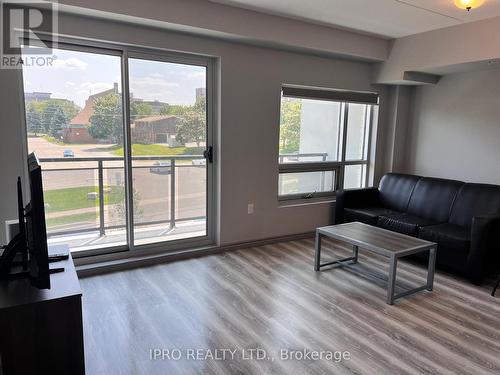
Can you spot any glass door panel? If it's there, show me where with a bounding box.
[21,46,126,252]
[127,57,208,246]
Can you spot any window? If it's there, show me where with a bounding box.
[278,86,378,200]
[21,41,215,255]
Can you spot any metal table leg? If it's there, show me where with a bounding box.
[387,255,398,305]
[427,247,437,291]
[492,273,500,297]
[314,231,322,271]
[314,231,358,271]
[389,246,436,305]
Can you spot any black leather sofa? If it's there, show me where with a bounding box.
[335,173,500,284]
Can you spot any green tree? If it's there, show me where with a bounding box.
[41,102,59,133]
[112,185,142,222]
[160,104,189,116]
[88,94,123,143]
[175,96,206,147]
[40,102,70,137]
[130,101,153,121]
[26,104,42,135]
[279,100,302,153]
[32,99,80,133]
[50,107,68,137]
[46,99,80,120]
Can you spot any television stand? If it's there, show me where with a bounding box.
[0,245,84,375]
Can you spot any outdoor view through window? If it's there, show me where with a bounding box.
[22,46,208,252]
[278,93,375,198]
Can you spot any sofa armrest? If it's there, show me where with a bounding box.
[335,187,380,224]
[468,215,500,284]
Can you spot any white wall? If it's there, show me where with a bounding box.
[0,13,390,245]
[405,68,500,184]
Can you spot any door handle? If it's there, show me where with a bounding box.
[203,146,213,163]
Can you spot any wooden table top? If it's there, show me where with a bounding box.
[317,222,436,257]
[0,245,81,310]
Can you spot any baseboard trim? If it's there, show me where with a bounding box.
[76,231,314,277]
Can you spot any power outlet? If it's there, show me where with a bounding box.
[247,203,254,214]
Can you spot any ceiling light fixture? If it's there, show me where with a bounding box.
[454,0,485,11]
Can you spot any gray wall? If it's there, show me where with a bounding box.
[0,69,28,245]
[375,15,500,84]
[57,0,389,61]
[0,13,389,246]
[405,68,500,184]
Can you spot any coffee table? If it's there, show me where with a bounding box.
[314,222,437,305]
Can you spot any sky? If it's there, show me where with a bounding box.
[22,47,206,108]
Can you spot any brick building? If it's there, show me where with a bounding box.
[131,115,180,145]
[62,84,118,143]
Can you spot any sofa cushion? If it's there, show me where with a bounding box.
[378,173,421,212]
[344,207,400,226]
[449,183,500,228]
[419,223,471,256]
[377,213,437,236]
[407,177,463,222]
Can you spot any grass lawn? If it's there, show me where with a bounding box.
[46,212,98,228]
[44,186,124,212]
[110,144,204,156]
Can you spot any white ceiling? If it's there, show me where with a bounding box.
[209,0,500,38]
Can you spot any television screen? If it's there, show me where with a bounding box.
[26,153,50,289]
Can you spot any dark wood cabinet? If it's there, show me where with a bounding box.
[0,247,84,375]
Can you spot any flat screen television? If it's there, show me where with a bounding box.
[25,152,50,289]
[0,153,59,288]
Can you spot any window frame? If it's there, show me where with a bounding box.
[278,89,376,201]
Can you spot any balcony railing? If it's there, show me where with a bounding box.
[40,152,329,242]
[40,155,206,238]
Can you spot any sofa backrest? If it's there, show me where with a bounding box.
[449,183,500,228]
[407,177,464,222]
[379,173,421,212]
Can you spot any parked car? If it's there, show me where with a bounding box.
[149,161,172,174]
[192,158,206,166]
[63,150,74,158]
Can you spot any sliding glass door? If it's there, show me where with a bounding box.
[21,43,215,254]
[126,56,209,246]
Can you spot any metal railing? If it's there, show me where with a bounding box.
[40,155,206,237]
[40,152,332,238]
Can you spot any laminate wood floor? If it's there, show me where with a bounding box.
[80,238,500,375]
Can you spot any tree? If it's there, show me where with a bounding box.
[112,185,142,222]
[26,104,42,136]
[175,96,206,147]
[160,104,189,116]
[50,107,68,137]
[46,99,80,121]
[88,94,123,143]
[32,99,79,135]
[130,101,153,121]
[39,102,70,137]
[279,99,302,153]
[41,102,59,133]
